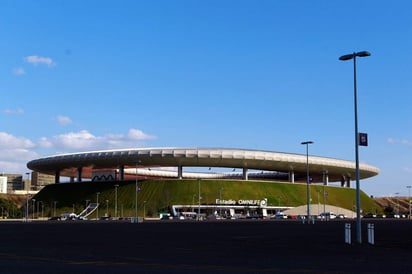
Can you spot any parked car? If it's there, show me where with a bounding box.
[319,212,337,219]
[274,212,288,219]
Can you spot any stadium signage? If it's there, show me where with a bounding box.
[216,199,266,206]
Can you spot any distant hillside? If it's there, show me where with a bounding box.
[374,197,411,214]
[0,194,27,218]
[0,194,27,207]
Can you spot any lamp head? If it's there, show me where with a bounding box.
[339,51,371,61]
[356,51,371,57]
[301,141,314,145]
[339,54,354,61]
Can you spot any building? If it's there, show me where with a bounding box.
[31,172,56,190]
[0,173,25,193]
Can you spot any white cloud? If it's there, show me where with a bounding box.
[37,128,157,151]
[57,115,73,126]
[0,132,34,149]
[37,137,53,148]
[24,55,55,67]
[128,128,157,140]
[403,167,412,174]
[0,148,38,162]
[0,160,30,174]
[13,67,26,75]
[0,132,38,173]
[387,137,395,144]
[0,129,157,174]
[3,108,24,115]
[387,138,412,147]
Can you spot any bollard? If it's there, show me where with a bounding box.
[367,223,375,245]
[345,223,351,244]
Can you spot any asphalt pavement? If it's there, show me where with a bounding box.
[0,219,411,273]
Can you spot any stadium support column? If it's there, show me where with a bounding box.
[289,170,295,183]
[346,176,351,188]
[243,168,248,180]
[77,167,82,183]
[119,166,125,181]
[54,171,60,184]
[323,171,329,186]
[178,166,183,179]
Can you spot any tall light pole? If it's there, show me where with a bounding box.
[339,50,371,244]
[114,184,119,218]
[407,186,411,220]
[301,141,314,222]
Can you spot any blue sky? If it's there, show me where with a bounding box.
[1,0,411,197]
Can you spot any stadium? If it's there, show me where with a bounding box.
[27,147,380,219]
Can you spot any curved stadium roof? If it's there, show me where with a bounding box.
[27,147,380,183]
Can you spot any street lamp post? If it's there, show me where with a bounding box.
[277,196,281,212]
[323,186,327,221]
[96,192,100,220]
[198,179,201,220]
[143,200,147,220]
[106,200,109,217]
[53,201,57,217]
[395,192,400,215]
[135,161,141,220]
[25,172,30,221]
[114,184,119,218]
[32,199,36,219]
[407,186,411,220]
[339,50,371,244]
[301,141,314,223]
[192,194,196,212]
[41,201,44,219]
[219,187,223,217]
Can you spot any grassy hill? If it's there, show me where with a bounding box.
[31,179,382,218]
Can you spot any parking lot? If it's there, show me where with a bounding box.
[0,219,411,273]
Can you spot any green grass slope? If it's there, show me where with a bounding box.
[33,179,381,217]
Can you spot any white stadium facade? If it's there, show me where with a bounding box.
[27,147,380,187]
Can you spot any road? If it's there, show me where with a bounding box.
[0,219,411,273]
